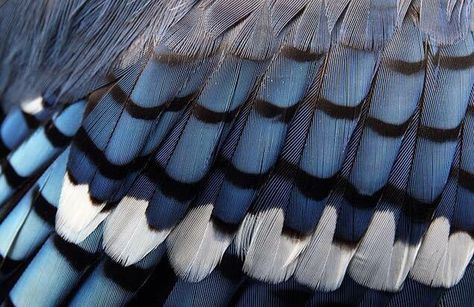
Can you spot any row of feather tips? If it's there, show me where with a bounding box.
[0,0,472,109]
[0,0,473,305]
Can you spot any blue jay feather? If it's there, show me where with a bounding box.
[0,0,473,306]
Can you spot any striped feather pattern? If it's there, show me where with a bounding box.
[0,1,473,306]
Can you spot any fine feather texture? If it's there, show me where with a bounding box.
[0,149,69,272]
[0,1,473,306]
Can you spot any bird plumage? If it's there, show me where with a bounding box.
[0,0,473,306]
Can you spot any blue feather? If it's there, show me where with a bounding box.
[69,247,164,306]
[0,149,69,264]
[8,228,102,306]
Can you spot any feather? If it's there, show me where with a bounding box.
[0,100,84,206]
[56,52,210,242]
[166,172,232,282]
[1,1,474,304]
[7,228,102,306]
[164,254,244,306]
[436,261,474,306]
[346,19,426,291]
[103,176,167,266]
[0,98,52,161]
[339,0,398,50]
[419,0,473,45]
[410,98,474,288]
[0,148,69,279]
[69,247,164,306]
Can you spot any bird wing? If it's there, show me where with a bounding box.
[0,0,473,306]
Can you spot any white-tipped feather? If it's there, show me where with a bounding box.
[103,196,169,266]
[55,173,108,243]
[410,217,474,288]
[322,242,356,290]
[233,212,258,259]
[294,205,351,291]
[1,0,473,300]
[348,209,418,291]
[241,207,308,283]
[167,203,233,282]
[20,96,44,114]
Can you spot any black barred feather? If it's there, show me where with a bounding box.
[68,247,164,306]
[0,1,473,306]
[8,229,102,306]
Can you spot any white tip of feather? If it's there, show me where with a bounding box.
[20,97,43,114]
[322,242,356,290]
[167,204,233,282]
[103,196,168,266]
[294,205,352,291]
[410,217,474,288]
[233,213,258,259]
[242,208,308,283]
[55,173,108,243]
[349,209,416,291]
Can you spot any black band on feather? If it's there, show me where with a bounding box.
[402,194,439,223]
[67,171,109,205]
[385,58,425,75]
[365,116,411,137]
[317,98,363,120]
[145,162,201,202]
[254,99,298,123]
[438,52,474,70]
[44,122,72,147]
[33,190,57,226]
[73,128,148,180]
[103,257,152,292]
[21,111,41,130]
[210,214,240,234]
[167,95,193,112]
[110,84,129,105]
[282,224,310,239]
[295,168,339,201]
[459,168,474,192]
[343,182,383,209]
[281,46,324,62]
[111,86,193,120]
[2,160,27,188]
[332,234,360,249]
[216,157,268,190]
[382,184,406,205]
[86,85,112,116]
[0,255,22,275]
[274,159,299,179]
[418,124,461,142]
[67,171,79,185]
[89,195,107,205]
[53,235,97,271]
[450,226,474,238]
[111,85,165,120]
[0,137,10,159]
[192,103,238,124]
[125,102,165,120]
